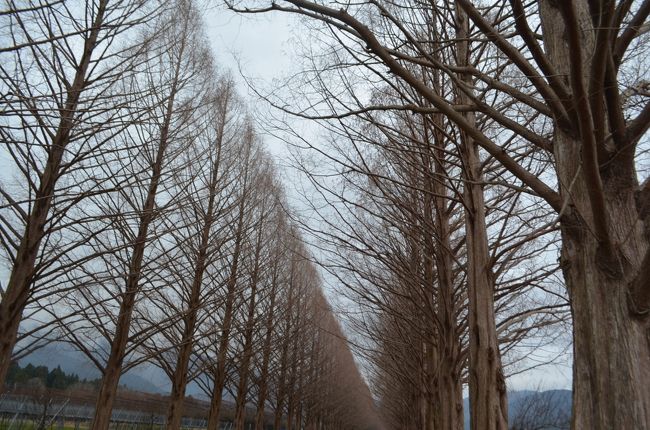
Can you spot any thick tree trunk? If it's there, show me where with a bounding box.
[434,358,464,430]
[455,5,508,430]
[0,0,108,388]
[555,128,650,430]
[462,146,508,430]
[553,125,650,430]
[539,1,650,428]
[562,217,650,429]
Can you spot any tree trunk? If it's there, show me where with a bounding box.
[285,352,299,430]
[562,211,650,429]
[554,125,650,430]
[205,249,240,430]
[273,352,289,430]
[427,70,465,430]
[284,278,304,430]
[206,189,248,430]
[0,0,108,387]
[90,51,182,430]
[432,184,464,430]
[254,261,279,430]
[166,80,227,430]
[538,1,650,428]
[273,259,297,430]
[455,5,508,430]
[165,224,211,430]
[92,101,174,430]
[553,100,650,430]
[233,224,264,430]
[462,140,508,430]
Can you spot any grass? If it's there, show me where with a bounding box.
[0,420,168,430]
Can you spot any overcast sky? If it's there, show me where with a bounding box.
[202,5,295,113]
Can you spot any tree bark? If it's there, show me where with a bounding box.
[538,2,650,428]
[455,5,508,430]
[461,135,508,430]
[562,201,650,430]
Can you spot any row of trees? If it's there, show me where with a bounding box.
[0,1,378,430]
[227,1,650,430]
[265,5,567,429]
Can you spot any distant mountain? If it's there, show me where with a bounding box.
[463,389,571,430]
[19,342,100,380]
[18,342,169,394]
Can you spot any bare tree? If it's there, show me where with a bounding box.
[231,173,281,430]
[510,390,571,430]
[265,44,563,430]
[159,75,243,430]
[2,2,388,430]
[0,0,159,387]
[203,126,264,430]
[252,214,288,430]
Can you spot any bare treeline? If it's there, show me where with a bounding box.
[0,1,379,430]
[225,1,650,430]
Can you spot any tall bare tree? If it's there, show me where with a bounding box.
[0,0,158,387]
[161,76,243,430]
[205,126,262,430]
